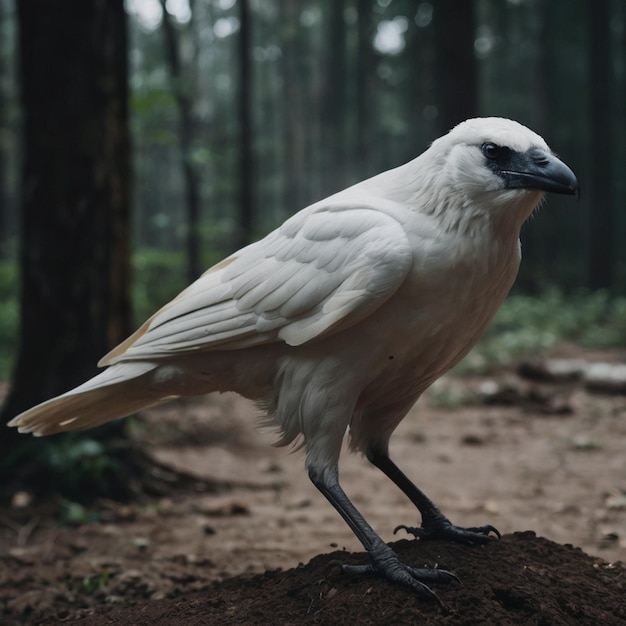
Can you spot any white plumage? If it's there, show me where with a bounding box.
[8,118,578,598]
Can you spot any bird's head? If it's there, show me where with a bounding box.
[428,117,579,226]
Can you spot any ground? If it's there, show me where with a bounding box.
[1,347,625,624]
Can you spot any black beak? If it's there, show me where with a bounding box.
[502,149,579,198]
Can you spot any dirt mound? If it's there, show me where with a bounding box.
[3,374,625,625]
[65,532,623,626]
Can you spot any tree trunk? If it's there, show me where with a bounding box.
[160,0,203,281]
[236,0,255,248]
[0,0,17,256]
[587,0,613,289]
[321,0,347,193]
[0,0,132,495]
[433,0,477,134]
[279,1,308,215]
[354,0,374,178]
[517,0,552,292]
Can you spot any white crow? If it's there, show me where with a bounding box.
[8,117,578,600]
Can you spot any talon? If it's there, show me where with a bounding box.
[485,525,500,538]
[463,524,501,540]
[395,519,500,545]
[408,567,460,586]
[341,559,456,605]
[342,564,443,606]
[393,523,431,540]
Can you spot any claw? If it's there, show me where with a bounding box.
[393,520,500,544]
[465,524,501,539]
[394,523,413,536]
[340,561,455,606]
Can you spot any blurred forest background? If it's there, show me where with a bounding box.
[0,0,626,496]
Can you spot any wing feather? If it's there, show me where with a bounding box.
[101,205,413,364]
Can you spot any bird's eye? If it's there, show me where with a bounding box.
[481,143,503,160]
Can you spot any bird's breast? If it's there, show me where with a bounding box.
[355,230,522,404]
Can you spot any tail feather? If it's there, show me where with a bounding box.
[7,362,174,436]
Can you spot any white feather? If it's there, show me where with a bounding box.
[98,205,413,359]
[8,117,572,469]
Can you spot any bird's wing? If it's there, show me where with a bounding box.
[100,204,412,365]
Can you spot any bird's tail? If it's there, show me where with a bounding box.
[7,362,176,437]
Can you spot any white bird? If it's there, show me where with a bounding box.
[8,117,578,600]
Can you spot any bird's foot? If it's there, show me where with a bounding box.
[394,509,500,545]
[340,553,458,605]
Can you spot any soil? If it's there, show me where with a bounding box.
[1,347,625,625]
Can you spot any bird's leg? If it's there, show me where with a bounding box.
[367,447,500,544]
[308,464,457,602]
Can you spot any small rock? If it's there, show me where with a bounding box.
[605,492,626,510]
[461,433,484,446]
[197,497,250,517]
[8,546,41,565]
[11,491,33,508]
[569,435,601,451]
[519,358,586,382]
[584,362,626,394]
[131,537,150,551]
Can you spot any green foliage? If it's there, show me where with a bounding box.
[460,288,626,373]
[60,500,96,526]
[45,435,120,479]
[131,88,176,119]
[131,243,229,323]
[77,571,110,594]
[0,428,135,505]
[38,433,127,501]
[132,248,187,323]
[0,259,19,378]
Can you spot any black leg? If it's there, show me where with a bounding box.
[367,447,500,544]
[307,465,457,602]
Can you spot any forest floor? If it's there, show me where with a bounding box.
[1,344,625,625]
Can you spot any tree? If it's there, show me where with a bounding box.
[0,0,132,499]
[354,0,375,178]
[279,1,313,216]
[159,0,203,282]
[0,0,18,256]
[433,0,477,134]
[236,0,255,248]
[587,0,613,289]
[321,0,347,193]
